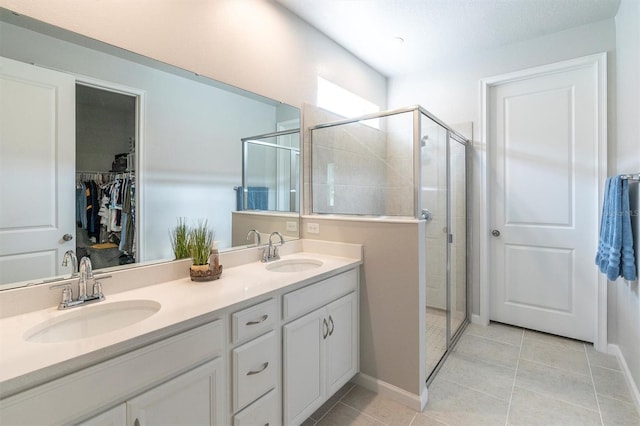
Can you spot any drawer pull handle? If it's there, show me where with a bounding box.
[134,419,140,426]
[322,318,329,339]
[247,361,269,376]
[246,314,268,325]
[328,315,335,336]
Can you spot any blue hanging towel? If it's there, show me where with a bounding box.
[595,175,637,281]
[246,187,269,210]
[235,186,243,211]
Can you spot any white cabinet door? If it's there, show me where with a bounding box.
[325,292,358,396]
[283,307,324,426]
[127,358,224,426]
[76,404,126,426]
[283,291,358,426]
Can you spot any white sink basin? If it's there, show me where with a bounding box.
[265,258,323,272]
[24,300,161,343]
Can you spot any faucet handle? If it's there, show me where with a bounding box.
[50,283,73,308]
[260,246,269,262]
[272,244,281,261]
[92,280,105,300]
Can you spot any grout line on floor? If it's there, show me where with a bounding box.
[511,384,603,417]
[522,330,589,352]
[517,356,591,378]
[312,383,357,424]
[407,412,418,426]
[503,328,524,426]
[435,375,513,405]
[585,344,606,426]
[463,331,523,348]
[333,401,391,425]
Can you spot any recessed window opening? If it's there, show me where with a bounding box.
[317,76,380,128]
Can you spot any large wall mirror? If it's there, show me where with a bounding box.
[0,8,300,290]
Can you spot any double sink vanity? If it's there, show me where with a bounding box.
[0,239,363,426]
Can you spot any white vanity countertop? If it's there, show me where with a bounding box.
[0,241,362,398]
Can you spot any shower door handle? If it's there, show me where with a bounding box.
[491,229,500,237]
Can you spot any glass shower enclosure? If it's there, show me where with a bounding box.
[241,129,300,212]
[309,106,469,382]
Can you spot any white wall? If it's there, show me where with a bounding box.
[0,0,387,112]
[612,0,640,398]
[389,18,618,316]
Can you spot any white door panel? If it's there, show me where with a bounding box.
[489,60,599,342]
[0,56,75,285]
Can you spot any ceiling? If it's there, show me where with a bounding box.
[275,0,621,78]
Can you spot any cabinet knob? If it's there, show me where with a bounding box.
[491,229,501,237]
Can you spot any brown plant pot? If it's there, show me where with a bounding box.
[189,263,223,282]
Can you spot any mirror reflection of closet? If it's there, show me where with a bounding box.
[75,84,137,270]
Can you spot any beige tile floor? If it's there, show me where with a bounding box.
[303,322,640,426]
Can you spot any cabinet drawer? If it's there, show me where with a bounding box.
[232,298,277,344]
[283,268,357,321]
[233,388,279,426]
[232,330,278,412]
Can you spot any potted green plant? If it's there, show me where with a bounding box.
[169,217,190,260]
[188,220,222,281]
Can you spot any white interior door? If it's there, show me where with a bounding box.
[0,56,75,286]
[488,57,602,342]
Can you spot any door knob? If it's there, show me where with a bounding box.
[491,229,500,237]
[62,233,73,241]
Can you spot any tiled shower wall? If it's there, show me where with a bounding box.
[383,113,415,216]
[307,106,415,216]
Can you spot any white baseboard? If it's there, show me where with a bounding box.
[471,314,484,325]
[608,343,640,413]
[354,372,428,411]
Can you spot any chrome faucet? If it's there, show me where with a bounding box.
[262,231,285,262]
[62,250,78,277]
[52,256,106,309]
[78,256,94,301]
[246,229,261,247]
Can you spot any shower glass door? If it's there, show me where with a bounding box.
[422,114,469,382]
[449,134,467,339]
[421,115,449,378]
